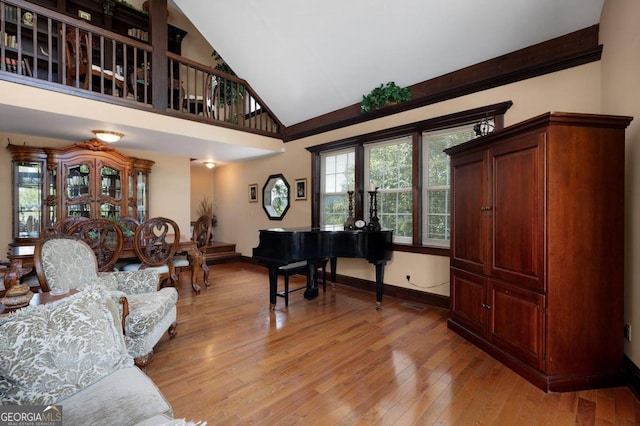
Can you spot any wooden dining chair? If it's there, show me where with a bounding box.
[122,217,181,288]
[174,214,212,288]
[117,216,140,251]
[62,27,125,95]
[66,218,123,272]
[54,216,90,236]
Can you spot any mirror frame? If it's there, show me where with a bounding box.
[262,173,290,220]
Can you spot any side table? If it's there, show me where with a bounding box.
[1,290,78,315]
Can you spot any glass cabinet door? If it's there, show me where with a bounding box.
[136,170,149,222]
[65,162,92,217]
[14,161,44,240]
[99,165,123,220]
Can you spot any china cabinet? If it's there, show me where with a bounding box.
[445,112,632,392]
[8,139,153,245]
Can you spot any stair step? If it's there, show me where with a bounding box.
[203,241,241,264]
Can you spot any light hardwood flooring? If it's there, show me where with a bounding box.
[146,262,640,425]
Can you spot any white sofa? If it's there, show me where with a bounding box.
[0,288,176,425]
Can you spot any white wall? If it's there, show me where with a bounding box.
[212,62,602,297]
[600,0,640,367]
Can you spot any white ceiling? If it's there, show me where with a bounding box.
[1,0,605,163]
[173,0,605,127]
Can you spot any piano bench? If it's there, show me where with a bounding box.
[277,259,328,306]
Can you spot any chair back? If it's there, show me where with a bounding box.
[67,218,124,272]
[54,216,89,236]
[34,236,99,293]
[62,27,90,88]
[118,216,140,250]
[192,215,213,249]
[133,217,181,268]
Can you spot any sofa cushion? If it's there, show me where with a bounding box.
[0,288,133,405]
[56,366,172,426]
[124,288,178,337]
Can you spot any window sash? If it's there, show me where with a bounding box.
[364,137,412,243]
[422,124,477,247]
[320,148,355,226]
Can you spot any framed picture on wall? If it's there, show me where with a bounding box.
[295,178,307,201]
[249,184,258,202]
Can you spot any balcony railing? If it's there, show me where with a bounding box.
[0,0,282,137]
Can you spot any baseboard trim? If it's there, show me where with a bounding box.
[242,256,450,310]
[624,355,640,399]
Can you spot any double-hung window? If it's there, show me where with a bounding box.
[422,124,477,247]
[364,137,413,244]
[320,148,355,226]
[310,102,509,252]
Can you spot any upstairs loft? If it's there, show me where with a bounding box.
[0,0,283,140]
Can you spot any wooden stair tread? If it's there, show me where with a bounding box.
[202,241,241,264]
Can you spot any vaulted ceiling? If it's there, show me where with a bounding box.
[0,0,606,164]
[173,0,605,127]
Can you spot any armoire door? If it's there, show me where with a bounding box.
[450,150,488,276]
[488,131,546,292]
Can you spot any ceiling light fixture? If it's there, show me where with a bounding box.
[205,162,215,169]
[92,130,124,143]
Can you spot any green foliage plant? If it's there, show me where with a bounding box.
[361,81,412,113]
[212,50,244,106]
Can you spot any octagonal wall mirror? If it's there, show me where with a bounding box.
[262,174,290,220]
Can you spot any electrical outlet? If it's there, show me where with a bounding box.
[625,323,631,342]
[406,275,410,282]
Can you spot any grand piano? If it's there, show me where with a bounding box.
[252,226,393,310]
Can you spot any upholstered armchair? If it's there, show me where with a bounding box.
[34,237,178,369]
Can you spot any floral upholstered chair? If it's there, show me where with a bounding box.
[34,236,178,369]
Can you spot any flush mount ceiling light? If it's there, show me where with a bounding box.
[92,130,124,143]
[205,162,216,169]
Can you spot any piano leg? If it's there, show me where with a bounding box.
[268,266,279,311]
[375,262,386,311]
[329,257,337,290]
[303,261,319,300]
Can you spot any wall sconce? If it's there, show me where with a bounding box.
[205,162,216,169]
[92,130,124,143]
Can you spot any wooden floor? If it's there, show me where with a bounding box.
[146,263,640,425]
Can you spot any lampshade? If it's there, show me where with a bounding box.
[205,162,216,169]
[93,130,124,143]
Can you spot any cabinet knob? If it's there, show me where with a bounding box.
[480,206,493,211]
[482,303,492,310]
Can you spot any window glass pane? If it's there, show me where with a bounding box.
[320,148,355,226]
[365,137,412,243]
[426,189,450,240]
[324,194,349,226]
[422,124,476,246]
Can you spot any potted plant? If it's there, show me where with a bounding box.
[212,50,244,107]
[196,195,218,230]
[361,81,412,113]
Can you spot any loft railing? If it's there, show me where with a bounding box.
[0,0,282,137]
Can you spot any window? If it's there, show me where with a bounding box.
[422,124,477,247]
[320,148,355,226]
[308,102,511,252]
[365,137,413,243]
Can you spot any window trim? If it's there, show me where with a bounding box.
[307,101,513,253]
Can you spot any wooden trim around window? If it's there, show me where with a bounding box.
[308,101,513,246]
